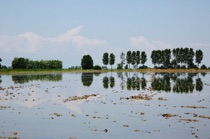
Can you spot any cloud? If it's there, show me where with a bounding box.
[0,26,106,53]
[129,36,171,51]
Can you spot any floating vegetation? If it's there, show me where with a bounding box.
[123,125,129,127]
[0,106,10,110]
[53,113,62,117]
[158,97,168,101]
[123,94,152,101]
[179,119,198,122]
[181,106,207,109]
[162,113,178,118]
[63,94,97,102]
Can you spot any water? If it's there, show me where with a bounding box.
[0,72,210,139]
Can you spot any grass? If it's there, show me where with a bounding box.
[0,68,209,75]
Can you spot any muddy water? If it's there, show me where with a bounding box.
[0,72,210,139]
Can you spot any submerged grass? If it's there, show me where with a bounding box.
[0,68,209,75]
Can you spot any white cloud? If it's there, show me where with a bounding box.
[0,26,106,53]
[129,36,171,51]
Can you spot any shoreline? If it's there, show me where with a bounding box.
[0,68,209,75]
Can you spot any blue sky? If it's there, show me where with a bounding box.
[0,0,210,68]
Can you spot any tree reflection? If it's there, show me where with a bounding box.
[126,77,146,91]
[173,77,194,93]
[12,74,62,84]
[103,76,109,89]
[196,78,203,92]
[151,75,171,92]
[141,77,147,90]
[151,73,203,93]
[110,76,115,88]
[105,72,204,93]
[81,73,93,87]
[102,76,115,89]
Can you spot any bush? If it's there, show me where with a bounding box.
[124,65,128,69]
[201,64,207,69]
[117,64,123,69]
[139,65,147,69]
[93,65,102,70]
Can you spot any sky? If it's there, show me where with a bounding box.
[0,0,210,68]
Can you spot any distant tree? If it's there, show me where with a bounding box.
[136,51,141,68]
[109,53,115,70]
[126,51,132,69]
[151,50,157,67]
[186,48,194,68]
[103,53,109,68]
[131,51,136,69]
[120,52,126,69]
[12,57,29,69]
[81,55,93,69]
[141,51,147,66]
[162,49,171,68]
[195,50,203,68]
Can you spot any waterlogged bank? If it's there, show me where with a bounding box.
[0,72,210,139]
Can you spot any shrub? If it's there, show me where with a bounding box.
[201,64,207,69]
[93,65,102,70]
[139,65,147,69]
[117,63,123,69]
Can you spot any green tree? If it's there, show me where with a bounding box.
[81,55,93,69]
[195,49,203,68]
[0,58,2,68]
[162,49,171,68]
[141,51,147,66]
[186,48,194,68]
[103,53,109,68]
[131,51,136,69]
[120,52,126,69]
[109,53,115,70]
[12,57,29,69]
[151,50,157,67]
[126,51,132,69]
[136,51,141,68]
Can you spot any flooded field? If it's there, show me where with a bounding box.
[0,72,210,139]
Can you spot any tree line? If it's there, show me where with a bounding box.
[11,57,62,69]
[151,48,203,69]
[118,51,147,69]
[0,47,208,70]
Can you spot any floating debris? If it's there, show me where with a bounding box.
[123,94,152,101]
[198,115,210,120]
[162,113,177,118]
[63,94,97,102]
[158,97,168,101]
[53,113,62,117]
[181,106,207,109]
[0,106,10,110]
[179,119,198,122]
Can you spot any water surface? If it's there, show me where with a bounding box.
[0,72,210,139]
